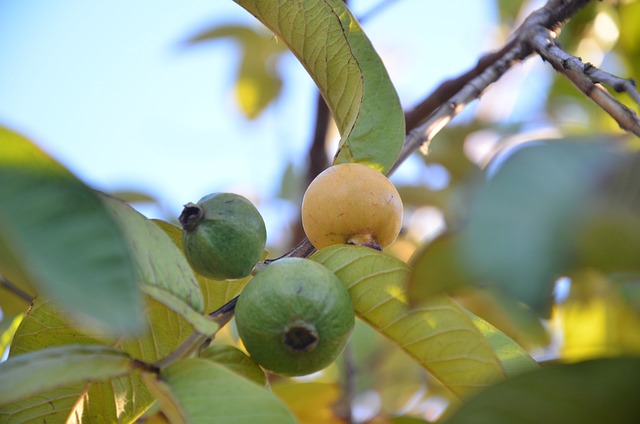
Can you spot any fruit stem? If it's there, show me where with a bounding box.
[154,297,239,369]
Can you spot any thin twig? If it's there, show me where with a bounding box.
[584,66,640,106]
[337,342,357,423]
[0,275,34,304]
[154,300,239,368]
[404,37,520,132]
[529,28,640,137]
[390,42,529,175]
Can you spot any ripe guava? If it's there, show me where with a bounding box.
[234,257,355,376]
[301,163,403,250]
[179,192,266,280]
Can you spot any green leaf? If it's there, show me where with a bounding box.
[153,220,248,313]
[199,345,266,386]
[442,357,640,424]
[143,358,296,424]
[103,197,212,335]
[460,140,619,313]
[6,297,194,423]
[408,234,551,348]
[311,245,505,398]
[575,152,640,272]
[0,126,143,335]
[0,345,133,406]
[407,232,470,302]
[186,25,287,119]
[233,0,405,173]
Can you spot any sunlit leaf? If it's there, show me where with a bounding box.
[153,220,248,313]
[442,357,640,424]
[555,270,640,361]
[200,345,266,386]
[0,345,133,406]
[103,198,215,335]
[312,245,505,399]
[0,385,85,423]
[6,297,194,422]
[0,314,21,357]
[143,358,296,424]
[186,25,287,119]
[466,311,539,378]
[618,1,640,80]
[0,126,143,335]
[233,0,405,173]
[454,289,551,350]
[272,382,343,424]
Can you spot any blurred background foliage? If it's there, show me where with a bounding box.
[2,0,640,422]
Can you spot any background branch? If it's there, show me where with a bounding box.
[0,275,34,304]
[529,29,640,137]
[395,0,640,174]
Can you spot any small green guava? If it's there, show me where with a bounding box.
[179,192,266,280]
[234,258,355,377]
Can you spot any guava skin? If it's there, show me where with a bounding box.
[301,163,403,250]
[234,258,355,377]
[179,192,266,280]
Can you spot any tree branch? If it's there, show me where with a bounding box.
[396,0,640,174]
[529,28,640,137]
[391,41,528,174]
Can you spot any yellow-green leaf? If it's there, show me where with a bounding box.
[311,245,505,398]
[466,312,539,378]
[233,0,405,173]
[186,25,287,119]
[103,198,207,332]
[0,345,133,406]
[143,358,296,424]
[199,345,266,386]
[5,297,194,423]
[271,382,343,424]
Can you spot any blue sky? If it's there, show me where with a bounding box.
[0,1,500,245]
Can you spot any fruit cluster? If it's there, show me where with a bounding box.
[179,162,402,376]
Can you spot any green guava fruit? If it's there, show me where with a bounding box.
[179,192,266,280]
[234,257,355,377]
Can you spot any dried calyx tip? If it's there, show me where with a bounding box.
[178,202,203,231]
[284,322,318,352]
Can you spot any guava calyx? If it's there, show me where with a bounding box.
[283,320,318,352]
[178,202,203,231]
[346,233,383,251]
